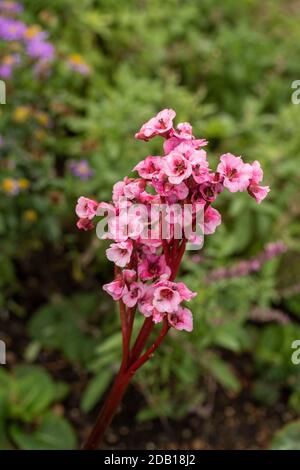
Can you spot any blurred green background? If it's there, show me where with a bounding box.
[1,0,300,450]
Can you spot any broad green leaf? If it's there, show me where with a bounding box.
[205,354,241,394]
[270,421,300,450]
[9,413,77,450]
[81,369,113,413]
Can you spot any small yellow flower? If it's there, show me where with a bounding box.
[24,26,41,40]
[34,129,47,141]
[1,178,19,195]
[23,209,38,222]
[13,106,31,123]
[67,54,90,75]
[3,55,14,65]
[18,178,30,190]
[68,53,85,65]
[35,111,50,127]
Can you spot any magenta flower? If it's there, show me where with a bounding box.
[176,282,197,301]
[163,150,192,184]
[152,174,189,202]
[217,153,252,192]
[152,281,182,313]
[122,282,145,308]
[203,206,222,235]
[106,240,133,268]
[189,149,209,184]
[173,122,193,139]
[76,218,94,231]
[135,108,176,141]
[168,307,193,332]
[103,277,126,301]
[75,196,98,220]
[138,254,171,281]
[133,156,163,180]
[247,161,270,203]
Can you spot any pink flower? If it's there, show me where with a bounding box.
[164,136,207,155]
[123,179,146,200]
[112,181,126,204]
[247,161,270,204]
[103,269,136,301]
[152,309,165,324]
[76,196,98,219]
[189,150,209,184]
[173,122,193,139]
[138,254,171,281]
[177,282,197,301]
[163,150,192,184]
[248,185,270,204]
[168,307,193,332]
[217,153,252,192]
[203,206,222,235]
[123,269,137,284]
[135,109,176,141]
[103,278,127,301]
[106,240,133,267]
[122,282,145,307]
[152,174,189,202]
[153,281,181,313]
[133,156,163,180]
[138,285,155,317]
[77,218,94,231]
[198,174,224,202]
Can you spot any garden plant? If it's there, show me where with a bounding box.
[76,109,269,449]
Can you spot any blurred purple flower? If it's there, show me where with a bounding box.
[0,53,20,78]
[0,15,26,40]
[67,54,91,76]
[206,241,287,283]
[26,37,55,62]
[0,1,23,15]
[69,159,94,180]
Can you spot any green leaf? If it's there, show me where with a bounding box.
[205,354,241,394]
[81,369,113,413]
[270,421,300,450]
[9,413,77,450]
[28,299,97,364]
[10,365,57,421]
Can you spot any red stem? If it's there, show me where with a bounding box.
[83,228,191,449]
[82,367,132,450]
[129,316,153,365]
[129,319,170,373]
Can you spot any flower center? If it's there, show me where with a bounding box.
[160,288,173,300]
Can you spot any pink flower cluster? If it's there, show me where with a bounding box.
[75,109,269,333]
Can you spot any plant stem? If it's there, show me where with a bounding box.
[82,232,190,450]
[82,367,132,450]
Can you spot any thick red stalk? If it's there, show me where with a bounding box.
[82,367,132,450]
[82,225,192,449]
